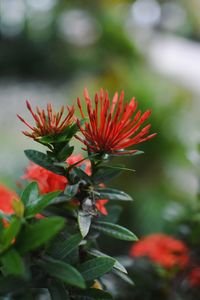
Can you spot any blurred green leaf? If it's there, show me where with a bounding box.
[48,281,70,300]
[0,218,21,253]
[25,190,61,217]
[78,257,115,281]
[17,217,65,254]
[1,249,26,277]
[39,258,85,289]
[112,269,134,286]
[92,221,138,241]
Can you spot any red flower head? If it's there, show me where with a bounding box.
[76,88,156,155]
[17,101,74,140]
[129,233,189,270]
[23,154,108,215]
[188,267,200,287]
[0,185,19,215]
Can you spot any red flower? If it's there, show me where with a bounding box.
[17,101,74,140]
[188,267,200,287]
[130,233,189,270]
[23,154,108,215]
[0,185,19,214]
[76,88,156,155]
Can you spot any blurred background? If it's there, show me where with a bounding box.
[1,0,200,266]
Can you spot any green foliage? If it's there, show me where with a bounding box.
[78,257,115,281]
[92,221,138,241]
[39,257,85,288]
[16,217,65,254]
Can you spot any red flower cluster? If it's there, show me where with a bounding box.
[17,101,74,140]
[0,185,19,214]
[130,233,189,269]
[77,88,156,155]
[23,154,108,215]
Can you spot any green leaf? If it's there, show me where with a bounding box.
[50,233,82,260]
[58,145,74,161]
[112,269,134,285]
[0,218,21,253]
[96,188,133,201]
[78,210,92,238]
[93,167,122,183]
[48,281,70,300]
[24,150,64,175]
[64,183,80,200]
[73,289,113,300]
[73,167,92,183]
[39,258,85,289]
[99,205,122,223]
[88,249,127,274]
[99,164,135,173]
[92,221,138,241]
[21,182,39,206]
[17,217,65,254]
[25,191,61,217]
[78,257,115,281]
[1,249,26,277]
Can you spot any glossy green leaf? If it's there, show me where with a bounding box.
[17,217,65,254]
[73,167,92,183]
[58,145,74,161]
[64,183,80,200]
[50,233,82,260]
[21,182,39,206]
[78,210,92,238]
[88,249,127,274]
[1,249,26,277]
[92,221,138,241]
[96,188,133,201]
[39,258,85,288]
[25,191,61,217]
[78,257,115,281]
[24,150,64,175]
[93,167,122,183]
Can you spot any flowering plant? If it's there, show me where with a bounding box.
[0,89,155,299]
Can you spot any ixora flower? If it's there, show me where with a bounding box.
[17,101,74,140]
[76,88,156,155]
[130,233,189,270]
[0,184,19,214]
[23,154,108,215]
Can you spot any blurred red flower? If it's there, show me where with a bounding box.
[76,88,156,155]
[188,267,200,287]
[0,184,19,215]
[130,233,189,270]
[17,101,74,140]
[23,154,108,215]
